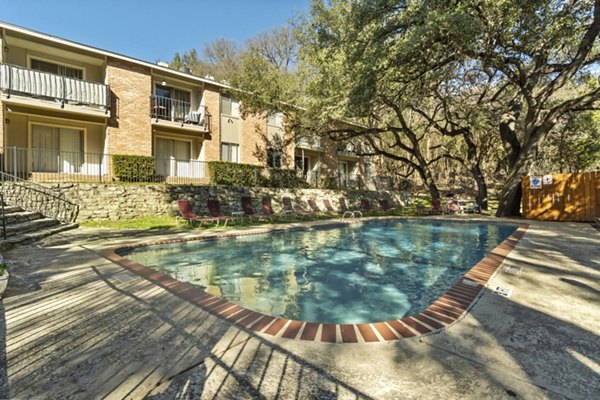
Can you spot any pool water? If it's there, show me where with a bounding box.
[122,220,517,323]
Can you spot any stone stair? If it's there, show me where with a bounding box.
[0,204,78,251]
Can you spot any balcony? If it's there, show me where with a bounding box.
[295,136,322,151]
[0,64,110,115]
[150,95,211,133]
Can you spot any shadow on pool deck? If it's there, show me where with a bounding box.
[0,220,598,399]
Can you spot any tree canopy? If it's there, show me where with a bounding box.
[171,0,600,216]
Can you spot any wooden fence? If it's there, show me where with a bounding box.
[521,172,600,222]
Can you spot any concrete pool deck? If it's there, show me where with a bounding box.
[0,216,599,399]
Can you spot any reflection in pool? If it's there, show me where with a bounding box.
[121,220,517,323]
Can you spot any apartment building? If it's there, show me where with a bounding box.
[0,21,373,189]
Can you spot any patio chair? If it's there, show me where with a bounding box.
[360,199,375,215]
[322,199,341,217]
[282,196,312,219]
[241,196,270,223]
[177,199,215,226]
[321,199,343,217]
[339,197,362,218]
[261,196,283,221]
[308,198,332,217]
[207,198,239,226]
[378,199,393,214]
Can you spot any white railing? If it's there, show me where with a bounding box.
[0,146,208,184]
[0,64,110,110]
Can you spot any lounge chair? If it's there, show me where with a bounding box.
[177,199,215,226]
[282,196,312,219]
[308,198,333,217]
[241,196,270,223]
[207,198,239,226]
[360,199,375,215]
[322,199,341,217]
[339,197,362,218]
[378,199,392,214]
[261,196,283,221]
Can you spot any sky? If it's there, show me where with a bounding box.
[1,0,311,63]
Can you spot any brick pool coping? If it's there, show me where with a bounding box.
[100,217,529,343]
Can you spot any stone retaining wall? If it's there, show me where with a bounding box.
[45,184,408,222]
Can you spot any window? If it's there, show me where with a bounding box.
[30,59,83,79]
[267,112,284,127]
[267,148,282,168]
[31,125,83,173]
[221,142,239,162]
[220,95,240,117]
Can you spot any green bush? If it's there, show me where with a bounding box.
[112,154,157,182]
[268,169,308,188]
[208,161,264,186]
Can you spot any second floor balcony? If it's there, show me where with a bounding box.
[0,63,110,114]
[150,95,211,133]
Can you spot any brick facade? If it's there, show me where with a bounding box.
[106,58,152,156]
[241,113,266,165]
[202,87,221,162]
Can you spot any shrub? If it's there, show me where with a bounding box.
[112,155,156,182]
[267,169,308,188]
[208,161,264,186]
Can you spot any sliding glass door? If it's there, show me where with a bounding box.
[155,138,191,177]
[31,125,83,173]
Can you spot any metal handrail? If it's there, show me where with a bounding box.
[149,95,210,130]
[0,193,6,240]
[0,172,79,223]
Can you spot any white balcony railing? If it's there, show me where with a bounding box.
[0,64,110,110]
[150,95,211,131]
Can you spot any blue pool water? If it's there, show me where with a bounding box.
[122,220,517,323]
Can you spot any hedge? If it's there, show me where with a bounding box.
[267,168,308,188]
[208,161,264,186]
[112,154,157,182]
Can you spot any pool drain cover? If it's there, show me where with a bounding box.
[493,286,513,298]
[504,266,523,275]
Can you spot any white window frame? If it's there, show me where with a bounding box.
[27,55,86,80]
[221,142,240,163]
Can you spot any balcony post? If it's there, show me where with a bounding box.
[12,146,16,181]
[61,75,66,108]
[7,65,11,99]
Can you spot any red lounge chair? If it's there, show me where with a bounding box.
[261,196,282,221]
[339,197,362,218]
[177,199,215,226]
[241,196,270,223]
[360,199,374,215]
[282,196,312,219]
[378,199,392,214]
[322,199,340,216]
[207,198,239,226]
[307,198,329,217]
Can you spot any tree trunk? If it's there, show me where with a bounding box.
[472,165,489,211]
[496,125,548,217]
[419,168,441,204]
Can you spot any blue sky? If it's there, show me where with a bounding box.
[1,0,311,63]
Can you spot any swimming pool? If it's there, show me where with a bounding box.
[121,219,518,324]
